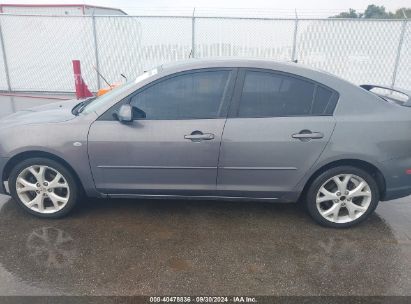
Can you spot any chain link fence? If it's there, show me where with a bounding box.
[0,13,409,92]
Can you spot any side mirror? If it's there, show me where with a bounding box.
[116,104,133,123]
[115,104,146,123]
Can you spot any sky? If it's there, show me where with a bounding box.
[0,0,410,16]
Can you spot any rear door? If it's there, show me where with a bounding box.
[217,68,338,198]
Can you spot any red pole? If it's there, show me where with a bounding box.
[73,60,83,99]
[72,60,93,99]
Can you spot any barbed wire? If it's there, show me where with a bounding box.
[118,7,369,18]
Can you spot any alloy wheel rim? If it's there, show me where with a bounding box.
[16,165,70,214]
[316,174,372,224]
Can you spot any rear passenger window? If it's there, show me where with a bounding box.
[238,70,337,118]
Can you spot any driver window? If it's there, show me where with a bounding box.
[129,70,230,120]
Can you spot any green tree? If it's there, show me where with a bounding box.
[331,8,361,18]
[363,4,390,18]
[330,4,410,19]
[392,8,411,18]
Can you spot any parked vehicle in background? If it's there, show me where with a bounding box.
[0,58,410,228]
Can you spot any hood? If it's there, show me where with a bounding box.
[0,99,81,127]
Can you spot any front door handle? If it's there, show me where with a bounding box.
[184,131,215,142]
[292,130,324,140]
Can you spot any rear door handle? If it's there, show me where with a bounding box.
[292,130,324,140]
[184,131,215,141]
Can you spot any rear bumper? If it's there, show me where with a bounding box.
[383,186,411,201]
[381,156,411,201]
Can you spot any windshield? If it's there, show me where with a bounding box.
[81,68,160,115]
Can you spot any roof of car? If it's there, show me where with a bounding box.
[159,57,344,88]
[161,57,299,70]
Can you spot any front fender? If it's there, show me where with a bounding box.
[0,115,101,197]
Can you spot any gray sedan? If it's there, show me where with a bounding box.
[1,58,410,228]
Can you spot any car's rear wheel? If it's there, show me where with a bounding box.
[9,158,78,218]
[306,166,380,228]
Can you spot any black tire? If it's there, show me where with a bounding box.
[9,157,78,218]
[305,166,380,228]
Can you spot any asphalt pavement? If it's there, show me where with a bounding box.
[0,194,410,296]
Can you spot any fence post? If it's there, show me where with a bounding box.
[291,9,299,62]
[0,16,12,92]
[191,7,196,58]
[92,14,101,90]
[391,15,407,88]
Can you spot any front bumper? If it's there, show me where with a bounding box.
[0,157,9,195]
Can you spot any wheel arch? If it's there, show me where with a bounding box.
[299,159,386,201]
[3,150,85,194]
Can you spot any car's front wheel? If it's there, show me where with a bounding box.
[306,166,380,228]
[9,157,78,218]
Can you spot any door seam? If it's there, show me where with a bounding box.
[215,68,239,188]
[290,117,338,194]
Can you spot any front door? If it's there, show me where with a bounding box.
[88,68,236,195]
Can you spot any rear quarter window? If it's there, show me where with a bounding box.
[312,85,339,115]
